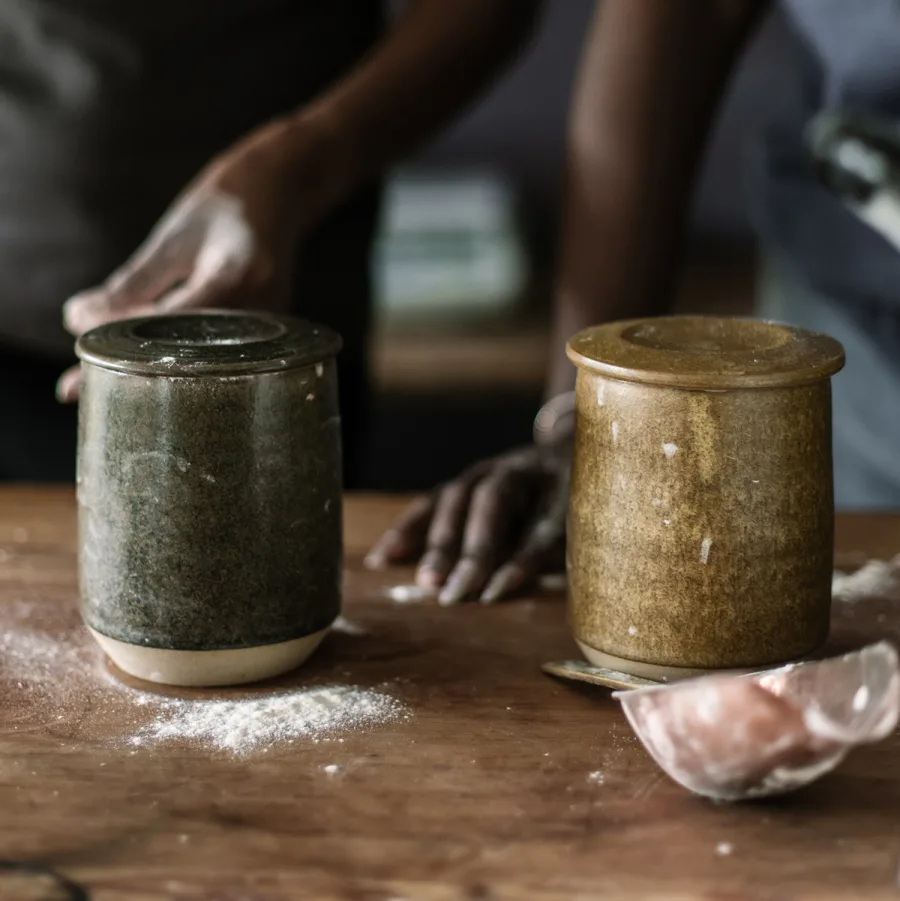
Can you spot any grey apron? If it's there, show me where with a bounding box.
[751,0,900,508]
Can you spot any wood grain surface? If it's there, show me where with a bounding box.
[0,488,897,901]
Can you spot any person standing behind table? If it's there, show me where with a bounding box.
[0,0,542,485]
[367,0,900,601]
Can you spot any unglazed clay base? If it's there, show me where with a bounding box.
[576,639,760,683]
[90,627,330,687]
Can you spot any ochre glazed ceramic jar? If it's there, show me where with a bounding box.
[76,310,343,687]
[566,316,845,680]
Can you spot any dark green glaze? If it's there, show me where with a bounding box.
[76,311,342,651]
[566,316,845,671]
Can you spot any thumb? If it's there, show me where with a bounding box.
[55,365,82,404]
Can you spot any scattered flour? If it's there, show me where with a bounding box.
[715,842,734,857]
[139,686,405,755]
[832,556,900,603]
[587,771,605,784]
[0,616,93,691]
[332,616,367,636]
[3,554,894,761]
[0,607,407,757]
[383,584,435,604]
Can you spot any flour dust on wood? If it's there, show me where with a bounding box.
[0,600,407,757]
[832,555,900,604]
[136,685,406,754]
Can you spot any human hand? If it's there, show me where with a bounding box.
[57,118,332,401]
[366,432,571,605]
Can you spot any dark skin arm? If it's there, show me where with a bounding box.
[368,0,769,603]
[59,0,544,398]
[546,0,770,398]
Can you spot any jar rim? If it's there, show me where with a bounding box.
[567,316,845,389]
[76,309,341,377]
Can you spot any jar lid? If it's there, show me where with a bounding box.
[76,310,341,377]
[566,316,845,390]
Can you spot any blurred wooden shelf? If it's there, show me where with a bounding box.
[371,252,756,395]
[371,325,548,394]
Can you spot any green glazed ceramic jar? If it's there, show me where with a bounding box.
[76,310,343,687]
[566,316,845,681]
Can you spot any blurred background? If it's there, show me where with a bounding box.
[362,1,800,490]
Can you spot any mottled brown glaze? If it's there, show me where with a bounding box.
[567,316,845,673]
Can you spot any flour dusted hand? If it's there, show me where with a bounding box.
[57,118,328,402]
[64,191,259,332]
[52,0,546,405]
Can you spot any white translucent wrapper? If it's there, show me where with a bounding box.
[616,642,900,801]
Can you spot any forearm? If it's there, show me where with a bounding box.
[546,0,768,398]
[254,0,542,223]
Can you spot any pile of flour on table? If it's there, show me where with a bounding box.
[0,603,406,757]
[134,685,405,754]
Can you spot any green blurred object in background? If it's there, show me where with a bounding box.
[372,169,529,325]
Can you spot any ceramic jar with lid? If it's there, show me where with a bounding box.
[566,316,845,681]
[76,310,343,687]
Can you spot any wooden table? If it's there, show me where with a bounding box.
[0,489,898,901]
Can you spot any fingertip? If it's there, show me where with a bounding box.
[438,558,482,606]
[364,534,395,570]
[480,564,522,604]
[478,586,501,605]
[62,295,87,334]
[55,374,79,404]
[63,290,111,335]
[437,567,467,605]
[63,290,91,310]
[478,578,501,604]
[415,548,452,591]
[363,551,385,571]
[415,566,443,590]
[56,366,81,404]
